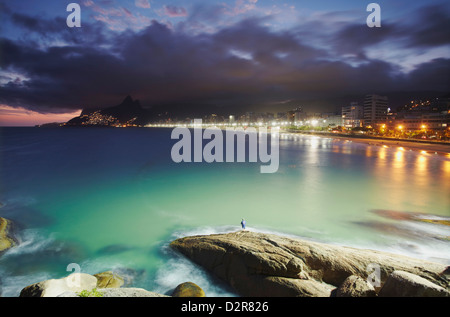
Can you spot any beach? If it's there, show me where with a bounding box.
[284,131,450,156]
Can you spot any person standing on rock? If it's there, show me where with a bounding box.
[241,218,246,230]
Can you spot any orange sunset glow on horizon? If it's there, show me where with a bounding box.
[0,104,81,127]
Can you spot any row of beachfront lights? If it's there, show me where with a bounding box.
[146,120,326,128]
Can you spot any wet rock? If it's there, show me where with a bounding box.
[94,271,125,288]
[335,275,377,297]
[172,282,205,297]
[58,288,169,297]
[379,271,449,297]
[0,217,18,255]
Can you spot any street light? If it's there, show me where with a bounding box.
[397,125,404,137]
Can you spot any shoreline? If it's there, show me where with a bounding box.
[284,131,450,155]
[4,126,450,155]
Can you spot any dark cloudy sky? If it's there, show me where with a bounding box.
[0,0,449,125]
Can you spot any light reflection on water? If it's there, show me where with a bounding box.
[278,135,449,261]
[280,135,448,220]
[0,129,449,296]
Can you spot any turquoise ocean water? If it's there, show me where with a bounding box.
[0,127,449,296]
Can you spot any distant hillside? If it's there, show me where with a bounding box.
[66,96,152,127]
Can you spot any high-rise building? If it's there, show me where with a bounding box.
[286,107,306,124]
[342,102,364,128]
[286,110,295,123]
[363,94,388,127]
[322,114,343,127]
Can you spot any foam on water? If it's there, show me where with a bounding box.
[2,229,56,256]
[0,271,53,297]
[1,128,449,297]
[0,229,59,296]
[154,247,238,297]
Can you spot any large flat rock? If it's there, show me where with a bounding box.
[170,231,448,297]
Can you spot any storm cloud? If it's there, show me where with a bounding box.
[0,1,449,115]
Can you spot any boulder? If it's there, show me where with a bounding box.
[172,282,206,297]
[94,271,124,288]
[58,288,169,297]
[20,273,98,297]
[170,231,448,297]
[20,271,170,297]
[379,271,450,297]
[335,275,376,297]
[0,217,18,254]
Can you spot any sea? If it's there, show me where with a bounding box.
[0,127,449,297]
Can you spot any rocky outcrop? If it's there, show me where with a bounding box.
[170,231,449,297]
[20,273,98,297]
[94,271,125,288]
[378,271,449,297]
[58,288,169,297]
[172,282,206,297]
[335,275,376,297]
[0,217,18,255]
[20,271,174,297]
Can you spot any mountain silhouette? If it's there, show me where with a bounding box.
[66,95,152,126]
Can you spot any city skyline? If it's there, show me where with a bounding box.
[1,0,449,126]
